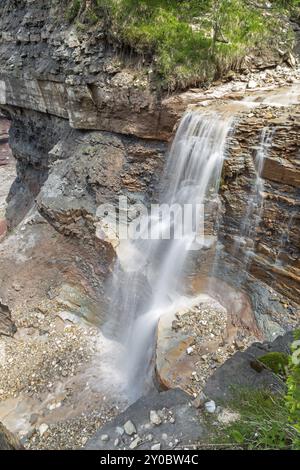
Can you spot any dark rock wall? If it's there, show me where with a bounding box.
[0,0,168,139]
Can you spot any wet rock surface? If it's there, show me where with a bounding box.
[0,85,299,450]
[0,210,122,449]
[0,1,299,140]
[86,332,294,450]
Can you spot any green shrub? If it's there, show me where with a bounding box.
[259,352,289,375]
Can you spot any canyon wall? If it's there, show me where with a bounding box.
[216,105,300,337]
[222,105,300,304]
[0,0,176,140]
[0,0,299,341]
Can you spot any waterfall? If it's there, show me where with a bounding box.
[234,127,274,273]
[103,111,233,401]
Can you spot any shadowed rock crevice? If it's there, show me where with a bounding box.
[0,422,23,450]
[0,301,16,337]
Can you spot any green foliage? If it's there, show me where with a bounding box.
[259,352,289,375]
[67,1,297,89]
[272,0,300,10]
[286,329,300,449]
[213,331,300,450]
[67,0,81,22]
[215,388,300,449]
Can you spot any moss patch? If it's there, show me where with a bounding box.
[259,352,289,375]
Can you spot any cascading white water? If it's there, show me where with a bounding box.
[234,127,274,272]
[104,111,233,401]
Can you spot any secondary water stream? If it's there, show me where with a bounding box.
[233,127,274,276]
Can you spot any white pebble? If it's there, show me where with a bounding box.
[124,420,136,436]
[205,400,216,413]
[38,423,49,437]
[150,410,162,426]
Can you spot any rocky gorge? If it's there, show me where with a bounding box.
[0,0,299,451]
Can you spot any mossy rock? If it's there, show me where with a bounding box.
[258,352,289,375]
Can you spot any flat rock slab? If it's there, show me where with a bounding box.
[203,332,294,402]
[86,389,204,450]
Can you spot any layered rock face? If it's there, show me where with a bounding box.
[0,0,299,452]
[0,0,171,140]
[0,109,165,332]
[0,0,299,394]
[221,105,300,304]
[0,117,15,238]
[5,109,70,228]
[0,0,298,141]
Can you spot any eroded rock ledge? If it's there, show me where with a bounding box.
[221,104,300,304]
[0,0,299,141]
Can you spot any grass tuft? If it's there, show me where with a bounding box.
[214,388,300,449]
[66,1,299,89]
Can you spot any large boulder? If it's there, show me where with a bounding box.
[203,331,294,402]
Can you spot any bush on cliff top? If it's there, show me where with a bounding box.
[67,0,298,89]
